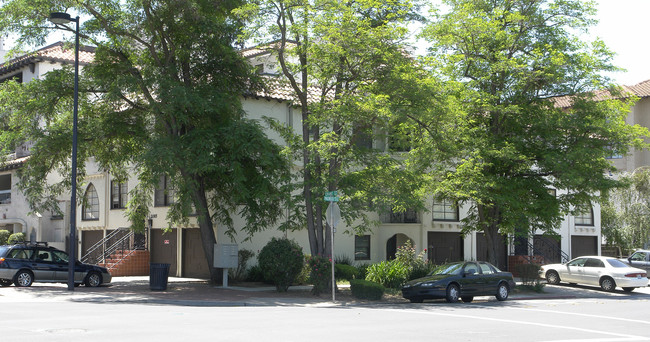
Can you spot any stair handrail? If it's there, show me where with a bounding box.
[106,249,137,271]
[80,227,129,264]
[534,236,570,263]
[102,230,135,264]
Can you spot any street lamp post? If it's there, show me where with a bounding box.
[49,12,80,291]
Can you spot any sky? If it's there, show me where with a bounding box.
[590,0,650,86]
[5,0,646,86]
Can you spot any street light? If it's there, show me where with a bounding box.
[49,12,80,292]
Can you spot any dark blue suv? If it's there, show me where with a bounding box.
[0,242,112,287]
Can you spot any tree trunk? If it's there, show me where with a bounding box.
[478,203,500,266]
[189,175,221,284]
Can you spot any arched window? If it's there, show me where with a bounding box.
[575,205,594,226]
[82,183,99,221]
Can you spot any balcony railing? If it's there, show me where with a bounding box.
[380,208,420,224]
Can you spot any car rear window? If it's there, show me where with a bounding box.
[606,259,630,268]
[0,246,8,257]
[8,248,34,260]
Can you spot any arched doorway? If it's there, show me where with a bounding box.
[386,233,414,260]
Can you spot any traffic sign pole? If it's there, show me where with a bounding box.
[325,192,340,302]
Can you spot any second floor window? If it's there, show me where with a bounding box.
[111,180,128,209]
[154,175,175,207]
[433,198,458,221]
[82,184,99,221]
[0,174,11,204]
[575,205,594,226]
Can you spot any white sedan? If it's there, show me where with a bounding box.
[539,256,649,292]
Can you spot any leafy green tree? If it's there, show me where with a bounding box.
[235,0,425,258]
[0,0,291,283]
[416,0,649,264]
[602,169,650,252]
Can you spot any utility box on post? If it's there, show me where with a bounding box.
[214,244,238,287]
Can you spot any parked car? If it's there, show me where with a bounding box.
[401,261,516,303]
[0,242,112,287]
[539,256,648,292]
[619,250,650,275]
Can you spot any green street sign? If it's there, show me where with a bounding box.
[324,191,339,202]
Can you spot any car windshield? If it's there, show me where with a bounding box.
[606,259,630,268]
[429,263,463,276]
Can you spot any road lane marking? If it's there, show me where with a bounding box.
[508,307,650,325]
[387,308,650,342]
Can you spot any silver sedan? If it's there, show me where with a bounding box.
[539,256,648,292]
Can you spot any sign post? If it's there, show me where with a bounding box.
[324,191,340,302]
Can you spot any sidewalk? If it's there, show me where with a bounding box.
[0,276,646,307]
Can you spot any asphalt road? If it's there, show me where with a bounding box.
[2,283,650,341]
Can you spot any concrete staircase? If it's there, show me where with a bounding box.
[99,250,150,277]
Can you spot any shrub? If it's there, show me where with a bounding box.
[0,230,10,245]
[246,265,266,283]
[335,254,353,265]
[7,232,25,245]
[335,264,358,281]
[229,249,255,283]
[395,240,433,280]
[258,238,304,292]
[410,262,436,280]
[355,263,370,280]
[365,260,409,289]
[517,263,542,286]
[307,255,331,295]
[350,279,385,300]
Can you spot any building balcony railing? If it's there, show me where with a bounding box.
[380,208,420,224]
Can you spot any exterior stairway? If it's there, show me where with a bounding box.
[98,250,150,277]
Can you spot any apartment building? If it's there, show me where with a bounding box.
[0,42,606,277]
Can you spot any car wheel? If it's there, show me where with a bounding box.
[461,296,474,303]
[0,279,12,287]
[496,282,509,301]
[622,287,635,292]
[85,272,102,287]
[600,276,616,292]
[446,284,460,303]
[14,270,33,287]
[408,297,423,303]
[545,270,560,285]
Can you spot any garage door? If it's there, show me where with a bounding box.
[182,228,211,279]
[427,232,463,264]
[151,229,178,276]
[571,235,598,258]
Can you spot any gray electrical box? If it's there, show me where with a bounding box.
[213,243,238,269]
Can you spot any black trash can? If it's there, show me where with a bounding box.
[149,263,170,291]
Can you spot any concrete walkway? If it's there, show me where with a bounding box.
[0,276,648,307]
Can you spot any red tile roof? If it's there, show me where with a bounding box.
[248,76,325,104]
[554,79,650,108]
[0,42,95,76]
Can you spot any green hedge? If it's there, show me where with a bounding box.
[350,279,384,300]
[0,230,10,245]
[335,264,358,281]
[7,232,25,244]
